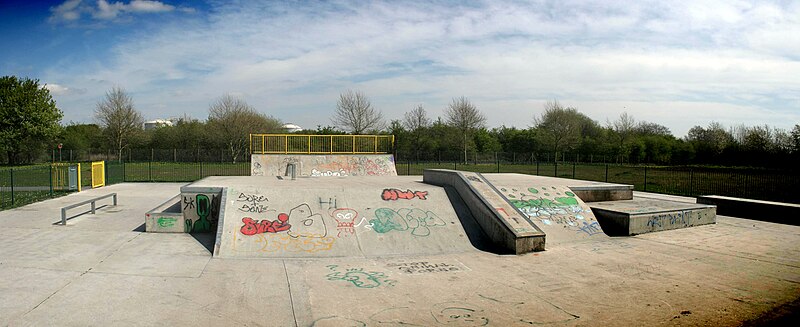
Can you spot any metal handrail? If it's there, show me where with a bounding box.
[250,134,394,155]
[60,193,117,225]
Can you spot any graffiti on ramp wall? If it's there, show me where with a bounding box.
[500,186,602,236]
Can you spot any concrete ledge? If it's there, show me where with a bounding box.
[591,198,716,236]
[569,185,633,202]
[423,169,545,254]
[697,195,800,225]
[144,195,183,233]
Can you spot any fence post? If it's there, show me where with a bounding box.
[605,163,609,182]
[644,166,648,192]
[689,168,694,196]
[572,157,576,179]
[10,168,14,206]
[536,156,539,176]
[49,165,53,196]
[407,160,411,175]
[554,159,558,177]
[496,152,500,173]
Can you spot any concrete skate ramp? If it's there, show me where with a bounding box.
[250,154,397,177]
[190,176,475,258]
[482,173,608,245]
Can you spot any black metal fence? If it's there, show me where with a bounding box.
[2,150,797,210]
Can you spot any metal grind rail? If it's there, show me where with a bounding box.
[60,193,117,225]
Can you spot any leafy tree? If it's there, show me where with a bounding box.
[403,105,432,160]
[791,124,800,154]
[62,123,103,150]
[534,100,590,161]
[445,96,486,163]
[207,94,282,162]
[0,76,63,165]
[332,90,384,134]
[95,87,144,162]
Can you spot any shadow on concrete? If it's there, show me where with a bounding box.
[444,186,512,255]
[592,213,627,237]
[190,232,215,254]
[132,223,145,232]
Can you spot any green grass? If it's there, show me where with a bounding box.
[2,160,797,210]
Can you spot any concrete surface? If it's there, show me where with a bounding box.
[590,198,716,236]
[251,154,397,177]
[423,170,545,254]
[1,182,799,326]
[482,173,607,246]
[188,176,476,258]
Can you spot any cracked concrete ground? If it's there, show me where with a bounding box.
[0,182,798,326]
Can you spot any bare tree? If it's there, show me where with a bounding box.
[332,90,384,134]
[208,94,282,163]
[445,96,486,163]
[403,104,431,160]
[534,100,586,161]
[95,87,143,162]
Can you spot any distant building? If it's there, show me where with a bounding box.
[282,123,303,133]
[144,119,175,130]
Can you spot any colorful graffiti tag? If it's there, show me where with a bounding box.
[370,208,446,237]
[381,188,428,201]
[501,186,600,236]
[184,193,218,233]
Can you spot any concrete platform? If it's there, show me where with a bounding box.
[590,198,717,236]
[698,195,800,225]
[482,173,608,245]
[1,183,799,326]
[250,154,397,177]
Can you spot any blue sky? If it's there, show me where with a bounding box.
[1,0,798,137]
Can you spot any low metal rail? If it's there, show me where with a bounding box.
[60,193,118,225]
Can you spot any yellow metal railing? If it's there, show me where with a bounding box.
[91,161,105,188]
[250,134,394,154]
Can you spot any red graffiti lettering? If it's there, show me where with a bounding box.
[381,188,428,201]
[240,213,292,236]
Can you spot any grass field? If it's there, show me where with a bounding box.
[2,160,797,210]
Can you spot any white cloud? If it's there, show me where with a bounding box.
[44,83,87,96]
[43,1,800,135]
[49,0,181,22]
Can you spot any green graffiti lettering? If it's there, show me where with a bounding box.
[157,217,177,227]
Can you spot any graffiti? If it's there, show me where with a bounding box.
[386,261,468,274]
[182,196,195,210]
[495,207,520,224]
[251,161,263,176]
[647,210,692,229]
[370,208,446,237]
[311,168,348,177]
[326,265,396,288]
[577,221,602,236]
[240,215,291,235]
[354,217,373,230]
[236,192,270,213]
[318,197,338,209]
[185,194,216,233]
[286,204,327,238]
[332,208,358,237]
[157,217,177,228]
[500,186,599,235]
[432,302,490,326]
[237,203,327,238]
[381,188,428,201]
[233,232,335,253]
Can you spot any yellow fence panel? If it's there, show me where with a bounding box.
[250,134,394,154]
[91,161,105,188]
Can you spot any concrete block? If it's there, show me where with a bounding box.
[697,195,800,225]
[144,195,183,233]
[569,185,633,202]
[590,198,716,235]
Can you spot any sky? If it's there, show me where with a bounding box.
[1,0,798,137]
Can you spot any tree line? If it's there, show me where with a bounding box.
[2,75,799,167]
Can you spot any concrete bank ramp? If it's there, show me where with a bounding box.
[250,154,397,177]
[482,173,608,245]
[204,176,474,258]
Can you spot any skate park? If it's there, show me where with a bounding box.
[0,134,798,326]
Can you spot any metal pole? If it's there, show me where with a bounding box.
[644,166,648,192]
[496,152,500,173]
[689,169,694,196]
[49,165,53,196]
[572,156,576,179]
[10,168,14,205]
[605,163,609,182]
